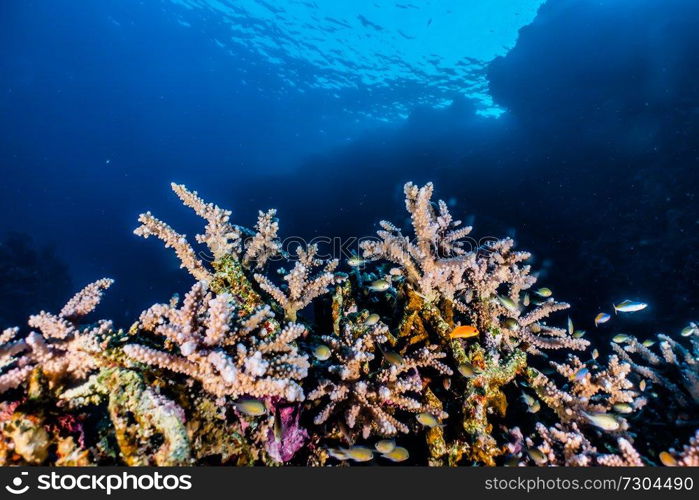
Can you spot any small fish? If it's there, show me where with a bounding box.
[313,344,331,361]
[382,446,409,462]
[450,325,479,339]
[442,377,452,390]
[522,293,530,307]
[642,339,656,347]
[383,350,404,367]
[681,323,697,337]
[347,255,366,267]
[273,412,283,440]
[343,446,374,462]
[504,454,521,467]
[582,411,620,431]
[567,317,574,335]
[612,334,631,343]
[573,329,586,339]
[573,367,589,382]
[659,451,677,467]
[327,448,348,460]
[457,362,478,378]
[613,300,648,313]
[502,318,519,331]
[365,313,380,325]
[375,439,396,454]
[521,393,540,413]
[496,294,519,312]
[591,348,599,360]
[416,412,442,428]
[535,287,552,298]
[639,380,647,391]
[389,267,402,276]
[595,313,611,327]
[234,399,267,417]
[527,448,547,465]
[368,279,391,292]
[612,403,633,414]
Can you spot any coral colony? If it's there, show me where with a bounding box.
[0,181,697,466]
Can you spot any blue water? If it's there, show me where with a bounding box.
[0,0,697,335]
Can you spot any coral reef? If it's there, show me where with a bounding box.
[0,181,696,466]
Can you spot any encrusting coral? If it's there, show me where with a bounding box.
[0,181,696,466]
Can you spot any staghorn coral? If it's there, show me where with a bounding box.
[308,284,450,442]
[0,278,115,393]
[524,422,645,466]
[526,353,641,433]
[356,182,590,465]
[611,332,698,413]
[134,183,283,287]
[308,283,452,441]
[124,282,309,402]
[255,244,342,321]
[0,180,696,467]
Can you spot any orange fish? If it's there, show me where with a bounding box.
[450,325,479,339]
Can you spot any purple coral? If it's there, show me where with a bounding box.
[266,403,308,463]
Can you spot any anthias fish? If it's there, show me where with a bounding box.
[375,439,396,454]
[450,325,479,339]
[659,451,678,467]
[343,446,374,462]
[457,362,479,378]
[365,313,380,325]
[582,411,620,431]
[612,403,633,414]
[528,448,547,465]
[502,318,519,331]
[613,300,648,313]
[368,279,391,292]
[681,322,698,337]
[496,294,519,312]
[382,446,409,462]
[347,255,366,267]
[612,333,631,343]
[595,312,611,327]
[416,413,443,428]
[383,350,404,367]
[313,344,331,361]
[234,399,267,417]
[573,367,589,381]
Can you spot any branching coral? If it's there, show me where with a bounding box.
[134,183,282,287]
[308,283,450,442]
[526,353,640,433]
[124,282,309,402]
[0,180,695,467]
[255,244,342,321]
[612,332,698,412]
[0,278,114,392]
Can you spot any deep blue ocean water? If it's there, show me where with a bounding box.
[0,0,697,341]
